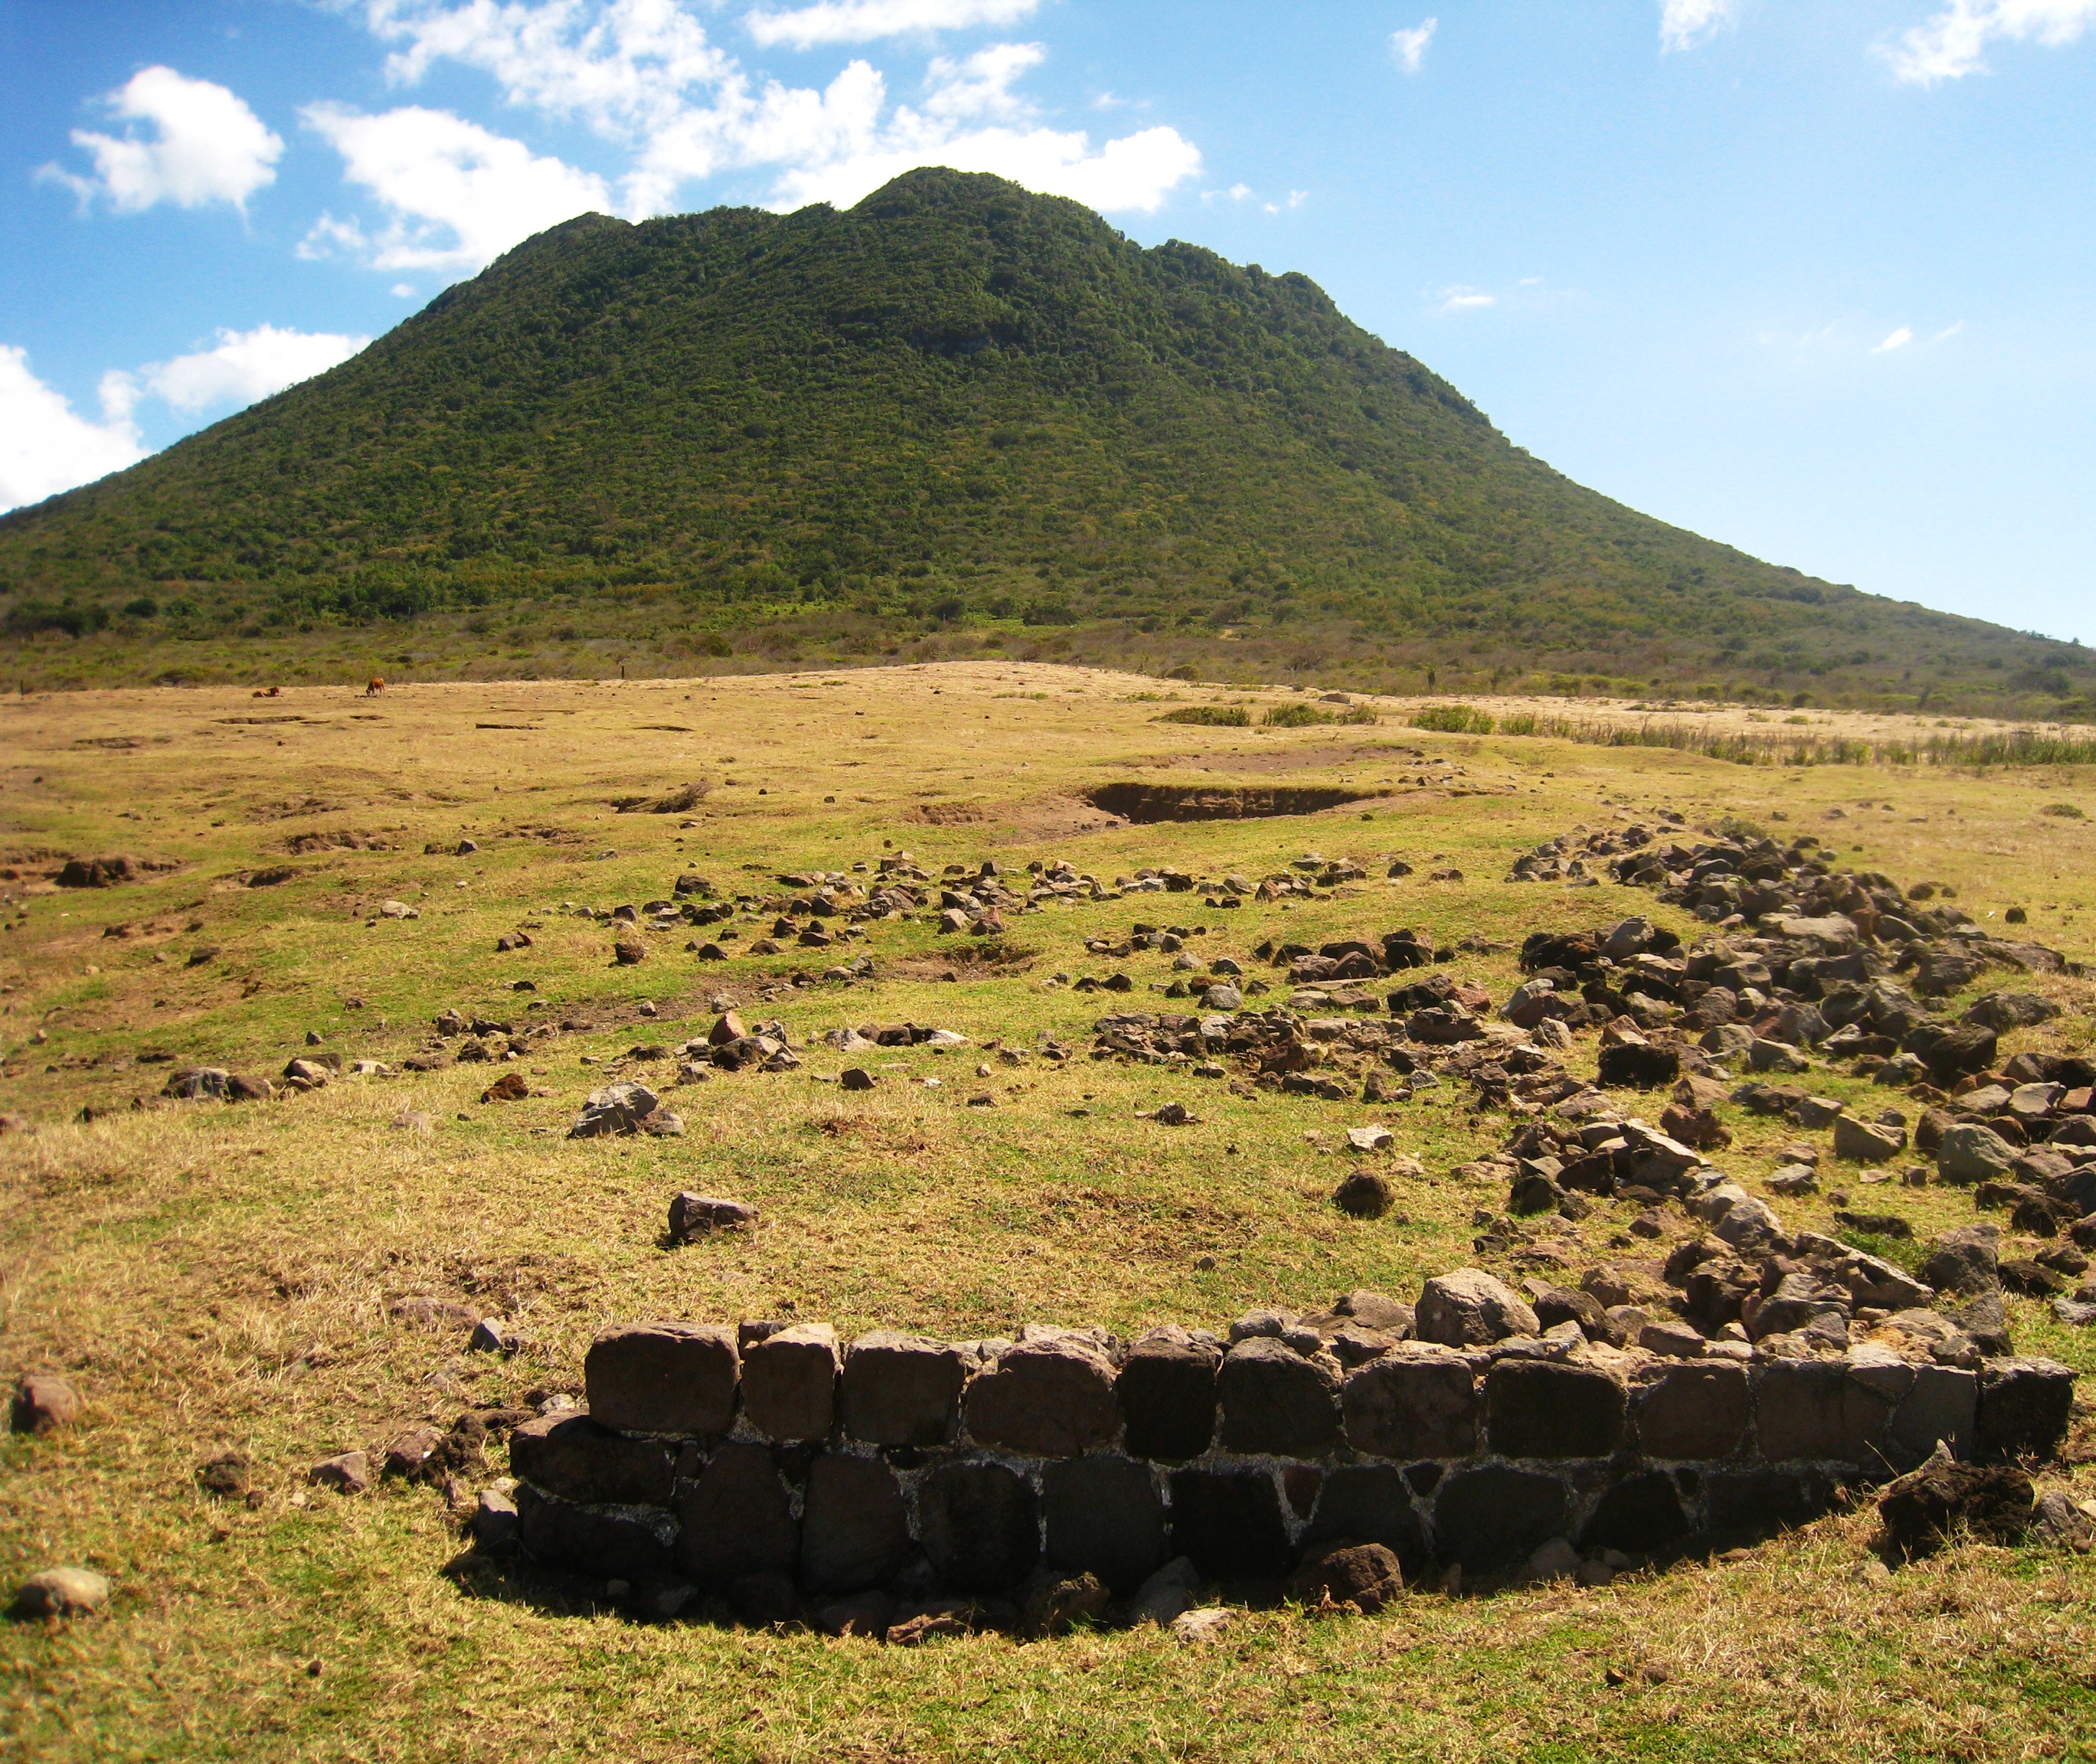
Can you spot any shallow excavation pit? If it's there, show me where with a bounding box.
[1081,783,1389,824]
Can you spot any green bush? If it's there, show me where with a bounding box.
[1262,702,1334,728]
[1411,703,1494,734]
[1156,704,1249,726]
[2043,802,2086,819]
[1337,705,1379,725]
[1499,712,1538,736]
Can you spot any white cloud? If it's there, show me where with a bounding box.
[1873,326,1915,352]
[1437,285,1495,313]
[1390,18,1437,74]
[339,1,1198,241]
[1882,0,2096,84]
[357,4,1197,224]
[1,324,374,512]
[922,42,1042,118]
[1933,319,1966,342]
[40,66,282,213]
[296,213,371,260]
[1263,189,1308,214]
[0,348,147,512]
[366,0,731,135]
[301,103,614,270]
[746,0,1041,50]
[107,325,371,416]
[1659,0,1739,53]
[765,112,1201,215]
[391,282,419,298]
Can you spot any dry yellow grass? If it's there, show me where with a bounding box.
[3,662,2095,1760]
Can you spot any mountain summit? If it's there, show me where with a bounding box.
[2,168,2084,709]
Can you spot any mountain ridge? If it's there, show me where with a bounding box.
[1,166,2089,715]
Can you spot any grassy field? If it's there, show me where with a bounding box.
[3,659,2095,1761]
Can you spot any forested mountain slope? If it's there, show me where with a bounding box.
[2,167,2085,712]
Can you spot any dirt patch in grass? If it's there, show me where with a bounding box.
[1083,780,1390,821]
[886,940,1040,981]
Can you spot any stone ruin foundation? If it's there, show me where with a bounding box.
[499,1301,2076,1623]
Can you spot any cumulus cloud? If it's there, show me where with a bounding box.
[347,1,1199,230]
[922,41,1043,118]
[1659,0,1739,53]
[0,324,373,512]
[0,349,147,512]
[1882,0,2096,84]
[746,0,1042,50]
[1390,19,1437,74]
[300,103,614,270]
[102,325,370,419]
[367,0,730,135]
[41,66,282,213]
[1873,326,1915,352]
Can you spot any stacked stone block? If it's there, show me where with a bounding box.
[512,1315,2074,1599]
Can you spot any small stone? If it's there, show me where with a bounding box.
[1022,1569,1112,1636]
[11,1373,81,1435]
[13,1567,110,1619]
[1416,1269,1540,1347]
[1127,1555,1202,1626]
[1526,1537,1581,1582]
[308,1451,370,1494]
[840,1068,877,1091]
[383,1427,443,1479]
[468,1317,514,1354]
[1288,1541,1403,1613]
[1347,1125,1394,1153]
[474,1487,520,1549]
[1878,1448,2034,1558]
[1333,1169,1393,1219]
[1637,1321,1705,1358]
[667,1193,759,1240]
[196,1451,252,1498]
[1169,1605,1234,1644]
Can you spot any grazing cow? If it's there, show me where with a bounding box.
[365,677,385,697]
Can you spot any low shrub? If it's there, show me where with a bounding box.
[1411,703,1494,735]
[1156,704,1250,726]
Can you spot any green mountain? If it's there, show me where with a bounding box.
[2,166,2087,713]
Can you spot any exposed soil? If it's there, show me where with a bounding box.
[905,793,1132,840]
[906,801,995,826]
[1082,782,1390,822]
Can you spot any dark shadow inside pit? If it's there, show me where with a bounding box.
[1082,783,1386,823]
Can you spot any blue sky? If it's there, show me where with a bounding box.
[2,0,2092,642]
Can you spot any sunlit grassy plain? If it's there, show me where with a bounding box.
[3,659,2095,1762]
